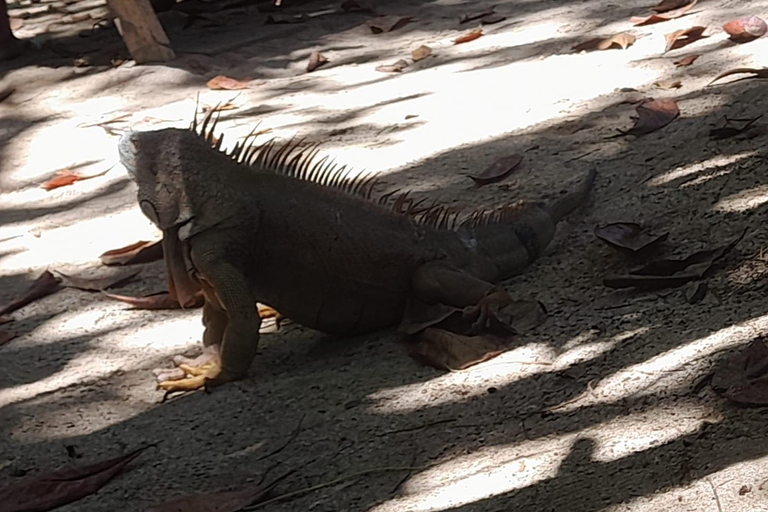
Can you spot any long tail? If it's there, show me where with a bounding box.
[547,168,597,223]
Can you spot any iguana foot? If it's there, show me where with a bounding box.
[154,345,222,392]
[462,290,516,335]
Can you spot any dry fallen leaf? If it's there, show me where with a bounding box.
[206,75,249,90]
[594,223,669,253]
[709,67,768,86]
[454,28,483,44]
[145,471,292,512]
[409,328,509,371]
[0,271,61,317]
[631,0,697,25]
[572,32,636,52]
[654,79,682,89]
[481,14,507,25]
[0,447,149,512]
[664,25,707,52]
[265,13,307,24]
[653,0,692,12]
[603,230,743,289]
[55,269,140,292]
[0,330,18,347]
[99,240,163,266]
[712,338,768,404]
[375,59,408,73]
[0,315,12,325]
[102,291,201,310]
[0,87,14,104]
[468,154,523,186]
[674,54,700,66]
[307,51,329,72]
[41,167,110,191]
[366,15,412,33]
[723,16,768,43]
[411,45,432,61]
[619,98,679,136]
[459,8,495,23]
[709,115,762,140]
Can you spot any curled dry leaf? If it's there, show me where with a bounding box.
[0,87,14,104]
[712,338,768,404]
[409,328,509,371]
[723,16,768,43]
[0,330,18,347]
[709,115,762,140]
[653,0,692,13]
[459,8,494,23]
[366,15,412,33]
[0,447,150,512]
[411,45,432,61]
[572,32,635,52]
[42,167,109,191]
[0,271,61,317]
[664,25,707,52]
[102,291,202,310]
[100,240,163,266]
[206,75,249,90]
[341,0,374,13]
[265,13,307,24]
[307,51,328,72]
[631,0,696,25]
[709,67,768,86]
[481,14,507,25]
[594,222,669,253]
[603,230,744,289]
[654,79,682,89]
[674,54,699,66]
[468,154,523,186]
[375,59,408,73]
[454,28,483,44]
[620,98,679,136]
[55,269,140,292]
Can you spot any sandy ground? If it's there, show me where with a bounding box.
[3,0,768,510]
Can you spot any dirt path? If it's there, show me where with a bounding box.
[3,0,768,510]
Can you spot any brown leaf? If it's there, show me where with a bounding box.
[55,269,140,292]
[709,115,762,140]
[620,98,679,136]
[664,25,707,52]
[603,230,744,289]
[0,446,149,512]
[712,338,768,404]
[674,54,699,66]
[0,330,18,347]
[654,79,682,89]
[709,67,768,86]
[0,87,14,104]
[0,271,62,317]
[41,167,109,191]
[572,32,636,52]
[265,13,307,24]
[99,240,163,266]
[102,291,200,310]
[307,51,328,72]
[206,75,249,90]
[631,0,697,25]
[481,14,507,25]
[145,471,292,512]
[375,59,408,73]
[723,16,768,43]
[409,328,509,371]
[594,222,669,252]
[411,45,432,61]
[653,0,692,12]
[366,15,412,33]
[454,28,483,44]
[468,154,523,186]
[459,8,495,23]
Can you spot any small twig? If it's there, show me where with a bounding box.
[243,466,428,511]
[377,418,456,437]
[78,113,131,128]
[566,148,599,162]
[255,413,305,461]
[707,477,724,512]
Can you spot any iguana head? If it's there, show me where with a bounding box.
[119,128,198,231]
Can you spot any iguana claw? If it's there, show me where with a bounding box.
[154,346,222,392]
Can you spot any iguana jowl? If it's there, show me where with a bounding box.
[119,110,596,391]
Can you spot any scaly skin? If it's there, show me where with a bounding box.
[119,126,596,390]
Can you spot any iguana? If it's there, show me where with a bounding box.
[118,108,596,391]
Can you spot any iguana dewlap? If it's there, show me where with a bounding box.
[119,109,596,391]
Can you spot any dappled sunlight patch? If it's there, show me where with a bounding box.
[715,184,768,213]
[555,328,647,368]
[645,152,753,187]
[550,313,768,413]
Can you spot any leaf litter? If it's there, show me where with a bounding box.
[572,33,635,52]
[411,45,432,61]
[664,26,707,52]
[0,271,62,317]
[454,28,483,44]
[206,75,250,90]
[468,154,523,186]
[306,51,329,72]
[376,59,409,73]
[459,8,495,24]
[709,115,762,140]
[54,268,141,292]
[102,291,203,310]
[712,338,768,405]
[709,67,768,86]
[41,166,111,191]
[615,98,679,137]
[99,240,163,266]
[630,0,697,25]
[595,222,669,253]
[366,15,412,33]
[0,446,151,512]
[673,54,699,67]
